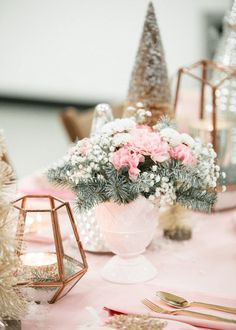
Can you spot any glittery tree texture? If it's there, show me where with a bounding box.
[0,132,28,320]
[213,0,236,86]
[211,0,236,184]
[123,2,171,125]
[217,0,236,52]
[225,0,236,26]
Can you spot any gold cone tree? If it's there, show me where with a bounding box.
[123,2,171,125]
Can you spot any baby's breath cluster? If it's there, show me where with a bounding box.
[124,102,152,124]
[137,171,175,207]
[61,134,113,184]
[192,141,223,190]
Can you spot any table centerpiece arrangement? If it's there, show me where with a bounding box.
[48,110,222,284]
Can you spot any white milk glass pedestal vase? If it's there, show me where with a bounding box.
[95,197,158,284]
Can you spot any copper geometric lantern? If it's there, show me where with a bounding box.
[174,60,236,185]
[13,195,88,303]
[173,59,236,211]
[174,60,234,154]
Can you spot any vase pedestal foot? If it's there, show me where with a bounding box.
[101,255,157,284]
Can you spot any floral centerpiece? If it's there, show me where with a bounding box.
[48,111,221,213]
[48,110,222,283]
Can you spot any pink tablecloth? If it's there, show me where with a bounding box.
[19,176,236,330]
[21,211,236,329]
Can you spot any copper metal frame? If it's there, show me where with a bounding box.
[13,195,88,304]
[174,59,235,154]
[173,59,236,211]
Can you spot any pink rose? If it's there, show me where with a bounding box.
[170,144,196,166]
[129,128,170,162]
[79,138,89,156]
[112,147,144,179]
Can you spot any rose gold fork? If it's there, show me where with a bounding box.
[142,298,236,324]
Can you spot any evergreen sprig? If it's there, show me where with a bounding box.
[104,169,139,205]
[176,188,217,213]
[74,178,107,211]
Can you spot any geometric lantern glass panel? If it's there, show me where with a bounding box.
[12,195,88,303]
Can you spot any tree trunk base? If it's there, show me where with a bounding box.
[163,225,192,241]
[1,320,21,330]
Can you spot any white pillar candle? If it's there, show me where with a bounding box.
[20,252,57,267]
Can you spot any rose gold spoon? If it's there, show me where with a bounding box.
[156,291,236,315]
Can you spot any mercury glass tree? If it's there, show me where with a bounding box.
[209,0,236,184]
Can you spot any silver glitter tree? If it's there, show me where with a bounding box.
[123,2,171,125]
[214,0,236,67]
[90,103,113,137]
[210,0,236,184]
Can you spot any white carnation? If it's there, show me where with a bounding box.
[101,118,135,135]
[112,133,131,146]
[180,133,195,147]
[160,127,181,146]
[192,142,202,156]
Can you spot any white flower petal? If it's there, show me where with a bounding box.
[160,128,181,146]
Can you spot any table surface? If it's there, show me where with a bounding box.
[21,204,236,330]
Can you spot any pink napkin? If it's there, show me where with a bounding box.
[104,286,236,330]
[104,308,200,330]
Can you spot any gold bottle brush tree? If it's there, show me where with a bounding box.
[123,2,172,125]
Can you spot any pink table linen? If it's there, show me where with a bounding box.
[20,176,236,330]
